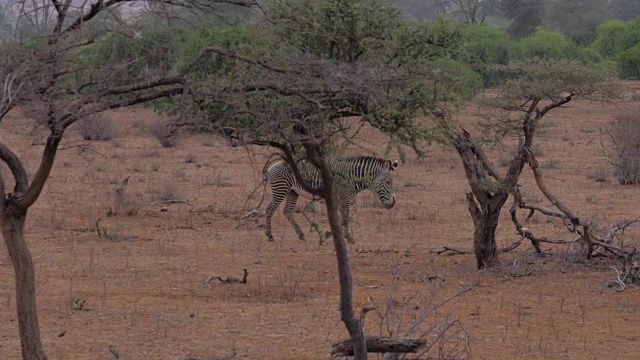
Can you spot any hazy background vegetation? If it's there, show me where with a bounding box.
[1,0,640,84]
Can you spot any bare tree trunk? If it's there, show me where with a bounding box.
[1,210,48,360]
[469,194,508,269]
[455,130,519,270]
[323,183,366,359]
[300,136,366,360]
[0,133,60,360]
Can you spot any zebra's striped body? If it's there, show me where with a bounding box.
[264,156,398,242]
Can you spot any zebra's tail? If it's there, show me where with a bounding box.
[236,154,281,227]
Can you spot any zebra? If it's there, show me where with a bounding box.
[264,156,398,243]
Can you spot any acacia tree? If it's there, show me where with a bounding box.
[205,53,435,360]
[177,2,476,358]
[544,0,611,44]
[195,47,433,360]
[497,0,545,38]
[438,59,617,269]
[0,1,256,359]
[445,0,498,25]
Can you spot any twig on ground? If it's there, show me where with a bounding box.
[205,269,249,288]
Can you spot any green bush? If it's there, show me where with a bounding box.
[172,25,257,81]
[74,24,258,114]
[428,58,482,100]
[460,25,515,87]
[588,17,640,78]
[576,47,603,64]
[77,26,179,88]
[590,20,632,57]
[619,44,640,79]
[515,28,577,60]
[83,25,254,82]
[270,0,406,63]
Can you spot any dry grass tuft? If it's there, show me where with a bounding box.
[78,114,116,141]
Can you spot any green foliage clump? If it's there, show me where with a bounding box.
[619,44,640,79]
[429,58,482,100]
[460,24,514,87]
[588,16,640,78]
[269,0,404,63]
[83,25,253,82]
[590,20,633,57]
[76,27,176,89]
[76,24,257,114]
[515,28,577,60]
[576,47,603,64]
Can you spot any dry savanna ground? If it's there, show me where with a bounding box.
[1,83,640,359]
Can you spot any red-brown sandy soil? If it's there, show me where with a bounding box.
[1,83,640,359]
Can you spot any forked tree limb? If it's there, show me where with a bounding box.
[465,131,503,181]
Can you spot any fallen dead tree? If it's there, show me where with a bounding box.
[330,337,426,360]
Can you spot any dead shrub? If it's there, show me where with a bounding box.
[587,166,608,182]
[148,180,183,202]
[78,114,116,141]
[604,109,640,184]
[148,121,179,148]
[371,272,473,359]
[109,177,141,216]
[541,158,559,169]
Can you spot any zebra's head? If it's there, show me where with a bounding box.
[374,160,398,209]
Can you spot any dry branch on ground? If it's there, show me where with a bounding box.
[330,337,426,359]
[205,269,249,288]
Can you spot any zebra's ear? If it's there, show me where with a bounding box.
[391,160,398,171]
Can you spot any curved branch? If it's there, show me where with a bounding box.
[525,149,587,227]
[15,132,62,209]
[0,141,29,194]
[537,94,572,119]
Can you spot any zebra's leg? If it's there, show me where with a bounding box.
[340,200,356,244]
[283,191,305,241]
[265,188,288,241]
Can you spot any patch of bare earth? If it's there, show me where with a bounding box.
[1,85,640,359]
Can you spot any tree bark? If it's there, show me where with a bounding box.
[331,336,425,359]
[322,178,366,359]
[0,209,48,360]
[471,194,508,269]
[297,127,366,360]
[455,128,528,269]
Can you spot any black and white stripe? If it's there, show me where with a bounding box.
[264,156,398,242]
